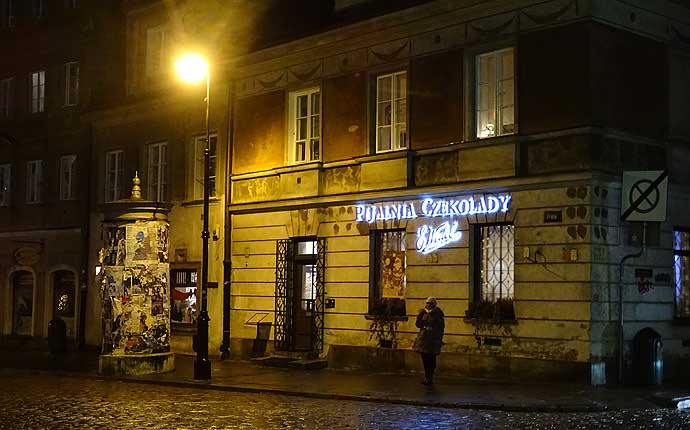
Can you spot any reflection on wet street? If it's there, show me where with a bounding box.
[0,374,688,429]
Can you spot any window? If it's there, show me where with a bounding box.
[30,71,45,113]
[26,160,43,204]
[0,163,10,206]
[376,71,407,152]
[1,0,16,28]
[369,229,407,316]
[59,155,76,200]
[105,150,123,202]
[193,134,217,200]
[471,223,515,319]
[32,0,46,18]
[64,62,79,106]
[674,228,690,319]
[64,0,77,9]
[476,47,515,138]
[288,88,320,163]
[170,268,198,324]
[148,142,167,201]
[145,26,166,77]
[0,77,12,118]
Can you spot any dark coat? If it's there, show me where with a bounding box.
[413,307,444,355]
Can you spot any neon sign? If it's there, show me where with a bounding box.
[355,194,512,254]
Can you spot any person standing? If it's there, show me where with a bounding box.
[414,296,445,385]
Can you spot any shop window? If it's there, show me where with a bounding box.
[193,134,217,200]
[53,270,76,337]
[475,47,515,139]
[12,271,33,336]
[470,223,515,320]
[368,229,407,316]
[674,228,690,319]
[104,150,123,202]
[288,87,320,164]
[375,71,407,153]
[170,268,197,324]
[30,70,45,113]
[64,62,79,106]
[0,77,13,118]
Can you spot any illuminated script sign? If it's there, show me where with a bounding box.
[355,194,512,254]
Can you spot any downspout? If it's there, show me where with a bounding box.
[618,222,646,384]
[78,122,93,349]
[220,78,234,359]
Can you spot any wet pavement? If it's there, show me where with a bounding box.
[0,373,689,429]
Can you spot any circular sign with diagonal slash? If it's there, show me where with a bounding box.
[621,171,668,222]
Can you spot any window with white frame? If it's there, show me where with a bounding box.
[59,155,76,200]
[145,26,166,77]
[376,71,407,153]
[32,0,46,18]
[1,0,16,28]
[674,228,690,319]
[193,134,217,200]
[148,142,167,201]
[476,47,515,139]
[26,160,43,204]
[288,88,320,163]
[30,71,45,113]
[0,77,12,118]
[0,164,10,206]
[64,62,79,106]
[104,150,123,202]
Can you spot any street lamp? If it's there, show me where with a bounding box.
[176,53,212,380]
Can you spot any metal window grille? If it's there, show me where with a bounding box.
[674,229,690,318]
[479,224,514,302]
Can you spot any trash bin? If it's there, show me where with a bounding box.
[251,322,272,357]
[632,327,663,385]
[48,317,67,354]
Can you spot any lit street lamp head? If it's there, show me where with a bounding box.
[175,54,208,83]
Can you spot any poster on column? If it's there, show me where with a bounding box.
[381,251,405,298]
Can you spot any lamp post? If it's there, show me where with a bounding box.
[176,54,212,380]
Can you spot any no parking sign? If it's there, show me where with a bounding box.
[621,171,668,222]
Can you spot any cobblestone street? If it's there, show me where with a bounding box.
[0,373,688,429]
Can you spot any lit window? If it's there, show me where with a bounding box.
[376,71,407,152]
[0,77,12,118]
[104,150,123,202]
[59,154,76,200]
[26,160,43,204]
[64,62,79,106]
[369,229,407,316]
[30,71,46,113]
[193,134,217,200]
[170,269,197,325]
[145,26,166,77]
[0,163,10,206]
[471,223,515,320]
[476,48,515,138]
[148,142,167,201]
[288,88,320,163]
[674,228,690,318]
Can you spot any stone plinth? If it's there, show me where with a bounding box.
[99,352,175,376]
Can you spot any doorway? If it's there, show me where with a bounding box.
[52,270,76,337]
[12,271,33,336]
[275,238,325,353]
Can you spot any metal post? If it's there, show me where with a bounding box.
[194,71,212,380]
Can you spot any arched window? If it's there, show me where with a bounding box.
[12,271,33,336]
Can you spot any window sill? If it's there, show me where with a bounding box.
[364,314,408,322]
[464,317,518,326]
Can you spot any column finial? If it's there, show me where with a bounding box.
[131,171,142,200]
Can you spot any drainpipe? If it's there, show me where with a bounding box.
[219,79,234,359]
[78,123,93,349]
[618,222,646,384]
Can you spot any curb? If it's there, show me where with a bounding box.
[1,368,610,413]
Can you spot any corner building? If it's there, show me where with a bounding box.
[228,0,690,384]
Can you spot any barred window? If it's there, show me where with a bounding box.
[674,228,690,319]
[170,268,197,325]
[472,223,515,320]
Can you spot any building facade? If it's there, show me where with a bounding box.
[227,0,690,383]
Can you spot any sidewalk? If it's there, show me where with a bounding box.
[1,349,689,413]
